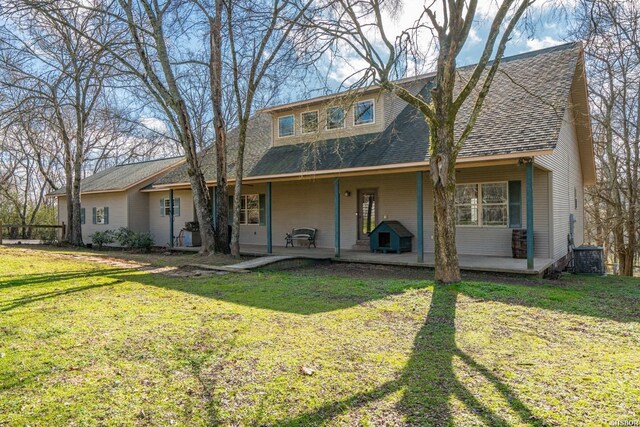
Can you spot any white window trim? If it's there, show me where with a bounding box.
[277,114,295,138]
[162,198,181,217]
[325,106,346,131]
[300,110,319,134]
[239,194,261,226]
[455,181,509,228]
[353,98,376,127]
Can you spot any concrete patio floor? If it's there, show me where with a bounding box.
[175,244,555,275]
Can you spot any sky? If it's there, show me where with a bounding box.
[326,1,578,87]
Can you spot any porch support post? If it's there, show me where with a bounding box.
[416,171,424,263]
[266,182,272,254]
[526,160,534,270]
[169,189,175,249]
[334,177,340,258]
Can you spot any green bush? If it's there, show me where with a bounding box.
[111,227,154,252]
[113,227,135,247]
[130,232,154,252]
[90,230,115,250]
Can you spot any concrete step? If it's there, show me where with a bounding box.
[352,239,371,252]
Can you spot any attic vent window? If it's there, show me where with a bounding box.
[326,107,345,130]
[354,99,375,125]
[301,111,318,134]
[278,115,294,137]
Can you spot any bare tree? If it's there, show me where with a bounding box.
[308,0,536,282]
[224,0,316,256]
[576,0,640,275]
[0,2,119,245]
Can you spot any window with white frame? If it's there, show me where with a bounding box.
[239,194,260,225]
[161,197,181,217]
[326,107,345,130]
[278,115,294,137]
[354,99,374,125]
[301,111,318,134]
[455,182,508,226]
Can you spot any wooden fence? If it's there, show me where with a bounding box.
[0,223,65,244]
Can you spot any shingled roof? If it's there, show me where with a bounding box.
[51,157,182,195]
[152,42,583,186]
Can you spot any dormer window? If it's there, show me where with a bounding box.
[326,107,345,130]
[301,111,318,134]
[278,115,294,137]
[354,99,375,125]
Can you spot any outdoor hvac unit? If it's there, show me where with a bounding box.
[369,220,413,254]
[573,246,605,275]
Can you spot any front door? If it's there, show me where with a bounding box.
[357,189,378,240]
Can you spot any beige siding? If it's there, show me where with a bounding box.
[443,165,550,258]
[238,167,550,257]
[148,190,195,247]
[271,93,386,147]
[536,98,585,259]
[127,183,150,233]
[77,192,128,244]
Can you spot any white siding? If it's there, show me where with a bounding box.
[536,98,585,260]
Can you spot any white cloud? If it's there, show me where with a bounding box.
[139,117,169,134]
[526,36,564,51]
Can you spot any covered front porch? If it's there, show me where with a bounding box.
[165,160,548,274]
[174,243,553,275]
[241,244,554,275]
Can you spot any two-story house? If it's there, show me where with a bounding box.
[54,42,596,274]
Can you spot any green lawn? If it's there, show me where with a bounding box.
[0,246,639,426]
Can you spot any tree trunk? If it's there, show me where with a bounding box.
[70,154,83,246]
[430,126,461,283]
[230,124,248,257]
[210,4,230,254]
[64,161,73,243]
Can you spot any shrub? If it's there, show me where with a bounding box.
[90,230,115,250]
[111,227,154,252]
[130,232,154,252]
[113,227,135,247]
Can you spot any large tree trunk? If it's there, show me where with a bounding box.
[70,152,83,246]
[177,101,216,254]
[210,4,230,255]
[430,133,461,284]
[64,160,73,243]
[230,124,247,257]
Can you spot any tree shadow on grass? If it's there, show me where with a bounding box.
[0,268,127,290]
[0,280,122,312]
[112,270,430,315]
[274,284,544,426]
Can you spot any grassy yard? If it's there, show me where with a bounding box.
[0,245,639,426]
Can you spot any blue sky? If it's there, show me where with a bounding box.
[323,2,578,89]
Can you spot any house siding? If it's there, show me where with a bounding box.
[229,167,550,257]
[127,183,150,233]
[148,189,195,247]
[536,97,585,260]
[58,192,128,244]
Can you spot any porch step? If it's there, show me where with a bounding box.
[351,239,371,252]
